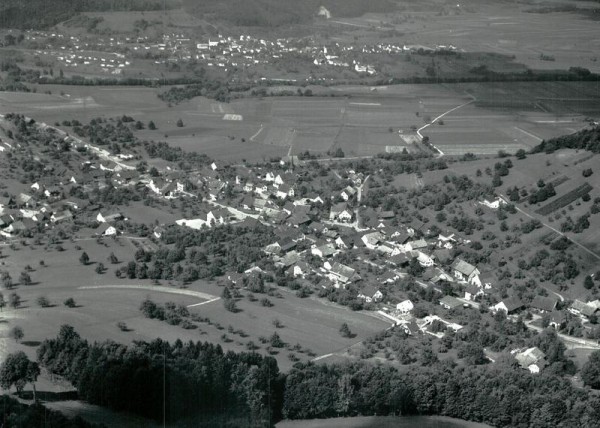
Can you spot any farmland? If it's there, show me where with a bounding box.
[0,79,591,163]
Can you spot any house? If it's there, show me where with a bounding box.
[439,295,463,310]
[414,250,434,267]
[289,261,311,278]
[530,296,558,313]
[276,184,294,199]
[433,248,452,265]
[549,311,568,329]
[378,210,395,220]
[50,209,73,223]
[97,212,124,223]
[451,259,481,283]
[380,271,400,284]
[16,193,33,207]
[340,186,356,201]
[329,203,353,222]
[387,253,410,268]
[464,284,484,301]
[335,235,354,249]
[402,320,420,336]
[357,285,383,303]
[569,300,598,318]
[153,226,166,239]
[328,262,359,286]
[514,347,546,374]
[396,299,414,314]
[405,238,428,252]
[96,223,118,236]
[277,251,301,268]
[361,231,384,249]
[494,297,525,314]
[311,243,336,258]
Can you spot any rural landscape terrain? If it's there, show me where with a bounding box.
[0,0,598,427]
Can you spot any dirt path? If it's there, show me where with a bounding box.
[78,284,219,302]
[417,99,475,156]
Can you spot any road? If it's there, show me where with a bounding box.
[525,317,600,350]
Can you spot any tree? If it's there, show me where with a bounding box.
[582,351,600,389]
[36,296,50,308]
[176,118,184,127]
[64,297,77,308]
[108,252,119,264]
[95,263,105,274]
[224,298,237,313]
[2,272,13,289]
[0,292,5,312]
[116,321,129,331]
[0,352,40,399]
[9,293,20,309]
[18,271,31,286]
[79,251,90,265]
[148,120,157,130]
[9,326,23,342]
[270,332,284,348]
[339,323,352,338]
[584,275,595,290]
[515,149,527,159]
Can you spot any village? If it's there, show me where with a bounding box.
[11,26,460,80]
[0,111,598,378]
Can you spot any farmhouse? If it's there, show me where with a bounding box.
[530,296,558,313]
[439,296,463,310]
[358,285,383,303]
[96,223,118,236]
[494,297,525,314]
[329,203,353,222]
[514,347,546,374]
[328,262,359,286]
[569,300,597,318]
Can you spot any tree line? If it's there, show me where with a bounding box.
[31,325,600,427]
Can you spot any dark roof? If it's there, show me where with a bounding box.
[503,297,525,313]
[530,296,558,312]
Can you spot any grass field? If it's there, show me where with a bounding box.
[0,232,390,374]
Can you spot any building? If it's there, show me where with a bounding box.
[514,347,546,374]
[439,295,463,310]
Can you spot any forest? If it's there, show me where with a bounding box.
[33,326,600,427]
[532,125,600,154]
[0,0,176,29]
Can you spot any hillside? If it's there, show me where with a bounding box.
[182,0,397,27]
[0,0,178,30]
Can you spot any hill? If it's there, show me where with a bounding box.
[0,0,178,30]
[182,0,396,27]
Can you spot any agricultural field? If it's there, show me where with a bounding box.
[0,79,594,163]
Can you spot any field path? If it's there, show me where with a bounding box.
[78,284,219,302]
[417,99,475,156]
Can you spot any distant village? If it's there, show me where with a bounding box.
[18,28,459,80]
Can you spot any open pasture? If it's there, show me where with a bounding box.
[0,234,389,372]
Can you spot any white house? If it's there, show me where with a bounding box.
[396,299,414,314]
[451,259,481,284]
